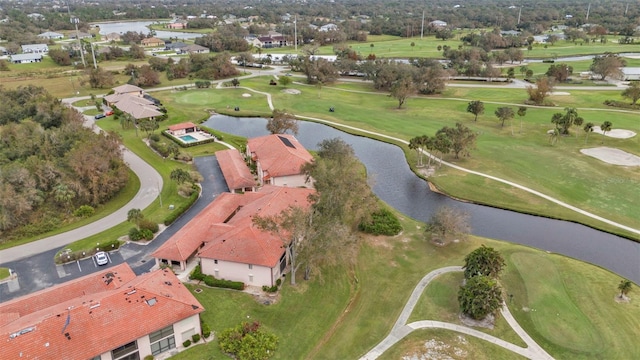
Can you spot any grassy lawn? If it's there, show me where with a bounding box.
[0,267,10,281]
[167,212,640,359]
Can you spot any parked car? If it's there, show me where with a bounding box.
[105,111,114,116]
[94,251,109,266]
[94,113,106,119]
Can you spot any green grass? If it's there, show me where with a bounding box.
[0,267,10,281]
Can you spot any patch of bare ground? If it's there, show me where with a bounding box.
[243,285,281,305]
[459,312,496,330]
[615,295,631,304]
[403,336,469,360]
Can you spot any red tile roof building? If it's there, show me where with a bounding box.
[152,186,314,286]
[216,149,256,193]
[246,134,313,188]
[0,263,204,360]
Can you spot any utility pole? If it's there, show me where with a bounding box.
[586,3,591,22]
[90,42,97,69]
[518,7,522,25]
[294,15,297,52]
[625,3,629,16]
[67,2,86,67]
[420,10,425,39]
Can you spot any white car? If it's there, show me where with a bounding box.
[95,251,109,266]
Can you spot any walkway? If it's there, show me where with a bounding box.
[359,266,554,360]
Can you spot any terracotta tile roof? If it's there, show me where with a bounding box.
[216,149,255,191]
[0,264,203,360]
[247,134,313,179]
[105,94,163,120]
[168,122,197,131]
[153,186,314,267]
[113,84,144,94]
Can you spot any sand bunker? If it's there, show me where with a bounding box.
[550,91,570,96]
[282,89,301,95]
[591,126,636,139]
[580,147,640,166]
[242,93,252,97]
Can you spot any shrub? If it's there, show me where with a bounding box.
[140,228,155,240]
[139,219,159,233]
[73,205,95,218]
[275,278,282,287]
[359,208,403,236]
[192,333,201,343]
[201,322,211,338]
[144,356,154,360]
[175,152,193,162]
[183,340,191,347]
[262,285,278,293]
[163,188,199,225]
[97,239,120,252]
[218,322,278,360]
[128,228,142,241]
[203,274,244,290]
[189,264,205,281]
[149,133,160,142]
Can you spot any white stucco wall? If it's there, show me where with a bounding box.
[271,174,312,188]
[201,258,277,286]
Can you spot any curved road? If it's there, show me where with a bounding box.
[359,266,554,360]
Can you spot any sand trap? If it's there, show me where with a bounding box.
[550,91,570,96]
[242,93,252,97]
[282,89,301,95]
[580,147,640,166]
[591,126,636,139]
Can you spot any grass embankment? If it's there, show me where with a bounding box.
[0,267,10,281]
[169,214,640,359]
[183,77,639,238]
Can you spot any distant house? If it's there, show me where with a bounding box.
[27,13,45,20]
[430,20,448,28]
[104,32,122,42]
[168,122,198,136]
[256,35,288,48]
[0,46,8,55]
[165,42,188,51]
[167,20,188,29]
[10,53,43,64]
[69,32,92,39]
[180,44,210,54]
[21,43,48,54]
[622,68,640,81]
[216,148,256,193]
[104,84,164,120]
[0,263,204,360]
[152,185,315,286]
[141,37,165,47]
[500,30,520,36]
[38,31,64,40]
[246,134,314,187]
[319,23,339,32]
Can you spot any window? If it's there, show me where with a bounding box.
[150,325,176,356]
[90,356,101,360]
[111,341,139,360]
[248,264,253,269]
[214,259,218,264]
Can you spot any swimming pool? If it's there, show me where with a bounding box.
[180,134,198,143]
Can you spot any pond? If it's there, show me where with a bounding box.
[92,21,202,40]
[203,114,640,283]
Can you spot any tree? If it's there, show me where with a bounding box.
[425,206,470,245]
[583,122,594,144]
[618,279,632,299]
[266,109,299,135]
[506,68,515,79]
[517,106,527,133]
[463,245,506,279]
[458,275,503,320]
[526,76,554,105]
[494,107,515,128]
[621,81,640,105]
[279,75,292,88]
[48,49,72,66]
[409,135,428,167]
[590,53,625,80]
[600,121,612,143]
[127,208,143,228]
[551,107,584,135]
[218,322,278,360]
[519,65,528,77]
[134,65,161,87]
[170,168,192,184]
[84,67,115,89]
[139,118,158,137]
[466,100,484,122]
[231,78,240,87]
[435,28,454,41]
[432,132,451,166]
[436,123,477,159]
[389,76,417,109]
[545,63,573,83]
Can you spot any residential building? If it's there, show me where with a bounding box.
[141,37,165,47]
[216,148,256,193]
[165,41,188,51]
[167,20,188,29]
[21,43,48,54]
[429,20,448,28]
[319,23,339,32]
[69,32,93,40]
[246,134,314,187]
[38,31,64,40]
[10,53,43,64]
[180,44,210,54]
[622,67,640,81]
[152,185,315,286]
[104,32,122,42]
[104,84,164,120]
[0,263,204,360]
[168,122,198,136]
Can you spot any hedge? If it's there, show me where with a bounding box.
[190,265,244,290]
[163,188,199,226]
[359,208,403,236]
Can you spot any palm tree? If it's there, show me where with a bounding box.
[409,136,425,167]
[548,128,559,146]
[583,122,594,144]
[618,279,632,299]
[517,106,527,133]
[600,121,612,144]
[127,208,143,228]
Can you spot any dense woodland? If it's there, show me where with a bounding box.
[0,86,128,240]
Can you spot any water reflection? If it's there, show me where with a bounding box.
[203,114,640,283]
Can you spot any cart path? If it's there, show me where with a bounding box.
[359,266,554,360]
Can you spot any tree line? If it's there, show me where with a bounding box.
[0,86,128,240]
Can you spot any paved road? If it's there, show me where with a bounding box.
[359,266,554,360]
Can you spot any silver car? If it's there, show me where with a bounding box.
[95,251,109,266]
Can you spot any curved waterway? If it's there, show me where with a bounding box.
[203,115,640,283]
